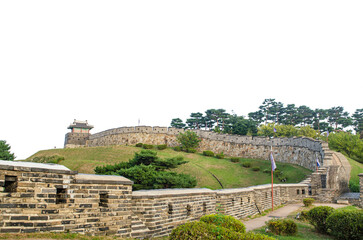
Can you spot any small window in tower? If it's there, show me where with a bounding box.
[186,204,192,216]
[302,189,305,195]
[168,203,173,215]
[203,202,207,214]
[296,189,300,195]
[99,193,108,207]
[4,175,17,193]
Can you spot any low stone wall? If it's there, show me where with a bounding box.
[0,161,309,238]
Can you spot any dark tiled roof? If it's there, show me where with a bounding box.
[67,120,94,129]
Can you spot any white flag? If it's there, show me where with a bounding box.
[270,152,276,171]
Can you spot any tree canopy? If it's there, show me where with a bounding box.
[0,140,15,161]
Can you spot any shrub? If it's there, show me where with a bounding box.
[263,169,270,173]
[230,157,240,163]
[328,132,363,163]
[252,166,260,171]
[170,221,276,240]
[31,155,65,164]
[298,210,309,221]
[176,131,201,150]
[267,219,297,236]
[142,144,154,149]
[242,162,251,168]
[156,144,167,150]
[307,206,335,233]
[186,148,197,153]
[216,152,225,159]
[203,150,214,157]
[303,198,315,207]
[200,214,246,233]
[326,209,363,240]
[135,143,143,147]
[173,146,182,152]
[349,180,360,192]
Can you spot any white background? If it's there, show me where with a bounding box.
[1,1,362,159]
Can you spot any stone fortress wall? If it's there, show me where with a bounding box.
[84,126,324,171]
[0,160,309,238]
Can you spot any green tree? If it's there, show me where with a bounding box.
[352,108,363,138]
[176,131,201,150]
[313,108,328,132]
[224,115,258,136]
[170,118,186,129]
[248,110,264,124]
[296,105,314,126]
[0,140,15,161]
[327,106,352,130]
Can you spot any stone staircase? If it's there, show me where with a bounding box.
[130,214,150,239]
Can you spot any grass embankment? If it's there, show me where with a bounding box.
[27,146,312,190]
[347,156,363,184]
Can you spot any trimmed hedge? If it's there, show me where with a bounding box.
[303,198,315,207]
[252,166,260,171]
[307,206,335,233]
[203,150,214,157]
[142,144,154,149]
[230,157,240,163]
[186,148,197,153]
[216,153,225,159]
[326,209,363,240]
[173,146,182,152]
[135,143,143,147]
[156,144,167,150]
[200,214,246,233]
[169,221,276,240]
[242,162,251,168]
[267,219,297,235]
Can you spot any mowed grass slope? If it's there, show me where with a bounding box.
[27,146,312,190]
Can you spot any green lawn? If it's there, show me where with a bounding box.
[347,156,363,183]
[27,146,312,190]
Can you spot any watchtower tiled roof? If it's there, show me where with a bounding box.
[67,119,94,130]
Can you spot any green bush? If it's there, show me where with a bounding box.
[349,180,360,192]
[252,166,260,171]
[267,219,297,236]
[230,157,240,163]
[242,162,251,168]
[156,144,167,150]
[307,206,335,233]
[169,221,276,240]
[31,155,65,164]
[142,144,154,149]
[216,152,225,159]
[328,132,363,163]
[176,131,201,150]
[326,209,363,240]
[263,169,270,174]
[200,214,246,233]
[173,146,182,152]
[299,210,309,221]
[135,143,143,147]
[203,150,214,157]
[303,198,315,207]
[186,148,197,153]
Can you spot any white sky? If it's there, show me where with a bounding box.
[1,1,362,160]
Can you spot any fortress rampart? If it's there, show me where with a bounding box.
[0,160,310,238]
[83,126,325,171]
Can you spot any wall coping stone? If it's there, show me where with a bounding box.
[0,160,76,174]
[75,174,133,185]
[132,188,214,198]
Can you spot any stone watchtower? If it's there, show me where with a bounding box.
[64,119,93,148]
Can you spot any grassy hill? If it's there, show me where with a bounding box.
[27,146,312,190]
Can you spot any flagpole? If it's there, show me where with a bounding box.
[271,138,274,211]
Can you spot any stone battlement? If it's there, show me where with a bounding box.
[0,161,311,238]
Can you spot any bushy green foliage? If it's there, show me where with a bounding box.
[230,157,240,163]
[263,169,270,173]
[200,214,246,233]
[299,210,309,221]
[156,144,167,150]
[274,169,287,182]
[349,180,360,192]
[267,219,297,235]
[215,152,225,159]
[326,209,363,240]
[94,150,196,190]
[135,143,143,147]
[257,123,319,138]
[242,162,251,168]
[328,132,363,163]
[173,146,182,151]
[186,148,197,153]
[30,155,65,164]
[176,131,201,150]
[307,206,335,233]
[169,220,276,240]
[142,144,154,149]
[0,140,15,161]
[303,198,315,207]
[203,150,214,157]
[252,166,260,171]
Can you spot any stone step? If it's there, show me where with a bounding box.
[336,199,349,205]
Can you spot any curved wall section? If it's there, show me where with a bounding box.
[86,126,324,171]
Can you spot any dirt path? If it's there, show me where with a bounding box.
[242,203,348,232]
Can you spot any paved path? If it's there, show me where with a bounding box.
[242,203,348,231]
